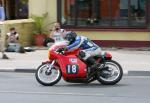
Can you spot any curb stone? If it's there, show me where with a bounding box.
[128,71,150,76]
[0,68,15,72]
[0,68,36,73]
[15,68,36,73]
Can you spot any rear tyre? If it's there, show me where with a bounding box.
[35,63,61,86]
[97,60,123,85]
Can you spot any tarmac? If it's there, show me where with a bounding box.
[0,47,150,76]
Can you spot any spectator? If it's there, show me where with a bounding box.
[6,27,19,43]
[0,4,5,21]
[50,22,66,43]
[47,22,68,47]
[5,27,25,53]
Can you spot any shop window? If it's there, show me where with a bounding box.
[130,0,146,26]
[15,0,29,19]
[58,0,148,28]
[1,0,28,20]
[112,0,129,26]
[61,0,111,26]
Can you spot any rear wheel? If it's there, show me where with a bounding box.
[35,63,61,86]
[97,60,123,85]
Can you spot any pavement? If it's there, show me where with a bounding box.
[0,47,150,76]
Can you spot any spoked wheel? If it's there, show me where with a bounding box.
[35,63,61,86]
[97,60,123,85]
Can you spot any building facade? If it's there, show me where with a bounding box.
[58,0,150,47]
[1,0,150,47]
[59,0,150,29]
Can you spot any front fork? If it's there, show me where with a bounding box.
[46,60,56,73]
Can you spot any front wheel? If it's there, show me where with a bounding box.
[97,60,123,85]
[35,63,61,86]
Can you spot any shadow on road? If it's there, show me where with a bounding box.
[48,83,129,88]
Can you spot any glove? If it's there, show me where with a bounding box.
[57,47,67,53]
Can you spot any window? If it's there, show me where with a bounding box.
[15,0,29,19]
[112,0,129,26]
[1,0,28,20]
[58,0,148,28]
[130,0,146,26]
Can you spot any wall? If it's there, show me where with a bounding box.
[3,19,35,46]
[75,31,150,47]
[29,0,57,24]
[75,31,150,41]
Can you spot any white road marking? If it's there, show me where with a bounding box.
[0,68,15,72]
[0,91,104,96]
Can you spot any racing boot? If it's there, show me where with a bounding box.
[90,62,101,71]
[86,57,101,71]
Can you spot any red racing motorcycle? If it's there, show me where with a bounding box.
[35,42,123,86]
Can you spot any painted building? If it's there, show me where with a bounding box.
[58,0,150,47]
[1,0,150,47]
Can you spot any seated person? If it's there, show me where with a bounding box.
[6,27,19,43]
[5,27,24,53]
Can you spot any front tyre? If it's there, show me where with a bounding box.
[35,63,61,86]
[97,60,123,85]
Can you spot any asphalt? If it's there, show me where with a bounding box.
[0,47,150,76]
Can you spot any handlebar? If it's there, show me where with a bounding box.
[55,48,66,54]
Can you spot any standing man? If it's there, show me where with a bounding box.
[0,3,5,21]
[0,2,8,58]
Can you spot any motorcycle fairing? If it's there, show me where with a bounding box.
[57,55,87,79]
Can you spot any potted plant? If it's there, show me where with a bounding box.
[31,13,49,46]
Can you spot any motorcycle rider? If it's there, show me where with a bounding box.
[63,31,102,70]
